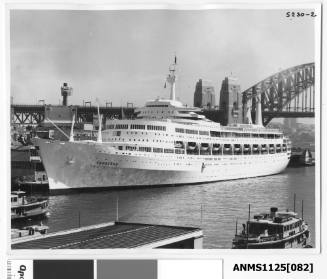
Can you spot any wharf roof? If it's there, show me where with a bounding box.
[11,221,202,249]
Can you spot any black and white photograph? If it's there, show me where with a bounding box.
[8,6,320,250]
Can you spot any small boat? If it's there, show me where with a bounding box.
[232,204,310,249]
[17,177,49,190]
[301,149,315,166]
[11,191,49,221]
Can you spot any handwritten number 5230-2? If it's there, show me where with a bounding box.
[286,11,317,18]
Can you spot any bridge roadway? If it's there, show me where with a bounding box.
[11,104,315,125]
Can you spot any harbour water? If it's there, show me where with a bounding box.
[13,166,315,249]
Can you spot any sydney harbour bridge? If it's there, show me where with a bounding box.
[242,62,315,126]
[11,62,315,127]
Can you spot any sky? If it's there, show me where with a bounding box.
[10,9,315,107]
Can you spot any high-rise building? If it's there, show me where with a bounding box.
[219,76,243,125]
[193,79,216,109]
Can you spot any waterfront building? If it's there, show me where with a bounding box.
[219,76,242,125]
[193,79,216,109]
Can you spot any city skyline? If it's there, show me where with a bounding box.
[11,9,315,107]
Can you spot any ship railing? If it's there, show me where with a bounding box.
[221,125,282,133]
[258,233,283,242]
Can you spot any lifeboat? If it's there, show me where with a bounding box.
[276,145,281,150]
[174,141,184,149]
[234,145,241,152]
[212,144,221,151]
[200,143,209,151]
[244,145,250,151]
[224,145,231,151]
[261,145,267,151]
[187,142,197,150]
[269,145,275,150]
[253,145,258,151]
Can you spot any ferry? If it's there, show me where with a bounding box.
[11,191,49,220]
[34,58,291,191]
[232,206,310,249]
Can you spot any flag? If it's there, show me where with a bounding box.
[164,82,166,88]
[174,55,177,64]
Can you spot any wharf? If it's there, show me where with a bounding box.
[11,221,203,249]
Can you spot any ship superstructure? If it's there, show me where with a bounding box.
[34,58,291,191]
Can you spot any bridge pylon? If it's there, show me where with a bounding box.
[219,76,243,125]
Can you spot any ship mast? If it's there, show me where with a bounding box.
[166,55,177,101]
[69,113,75,142]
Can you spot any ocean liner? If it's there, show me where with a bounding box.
[34,59,291,191]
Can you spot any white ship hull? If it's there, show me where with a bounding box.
[35,139,290,191]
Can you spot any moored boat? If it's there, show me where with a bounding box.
[11,191,49,220]
[232,205,310,249]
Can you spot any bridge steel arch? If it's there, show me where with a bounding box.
[242,62,315,126]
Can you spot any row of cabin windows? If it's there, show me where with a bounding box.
[106,125,281,139]
[210,131,281,139]
[142,110,175,114]
[131,124,146,130]
[283,221,302,232]
[107,124,166,131]
[175,128,281,139]
[12,203,47,213]
[185,129,198,135]
[199,130,210,136]
[147,125,166,131]
[117,143,287,155]
[146,104,169,107]
[139,147,152,152]
[249,223,283,234]
[115,124,128,129]
[248,221,304,234]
